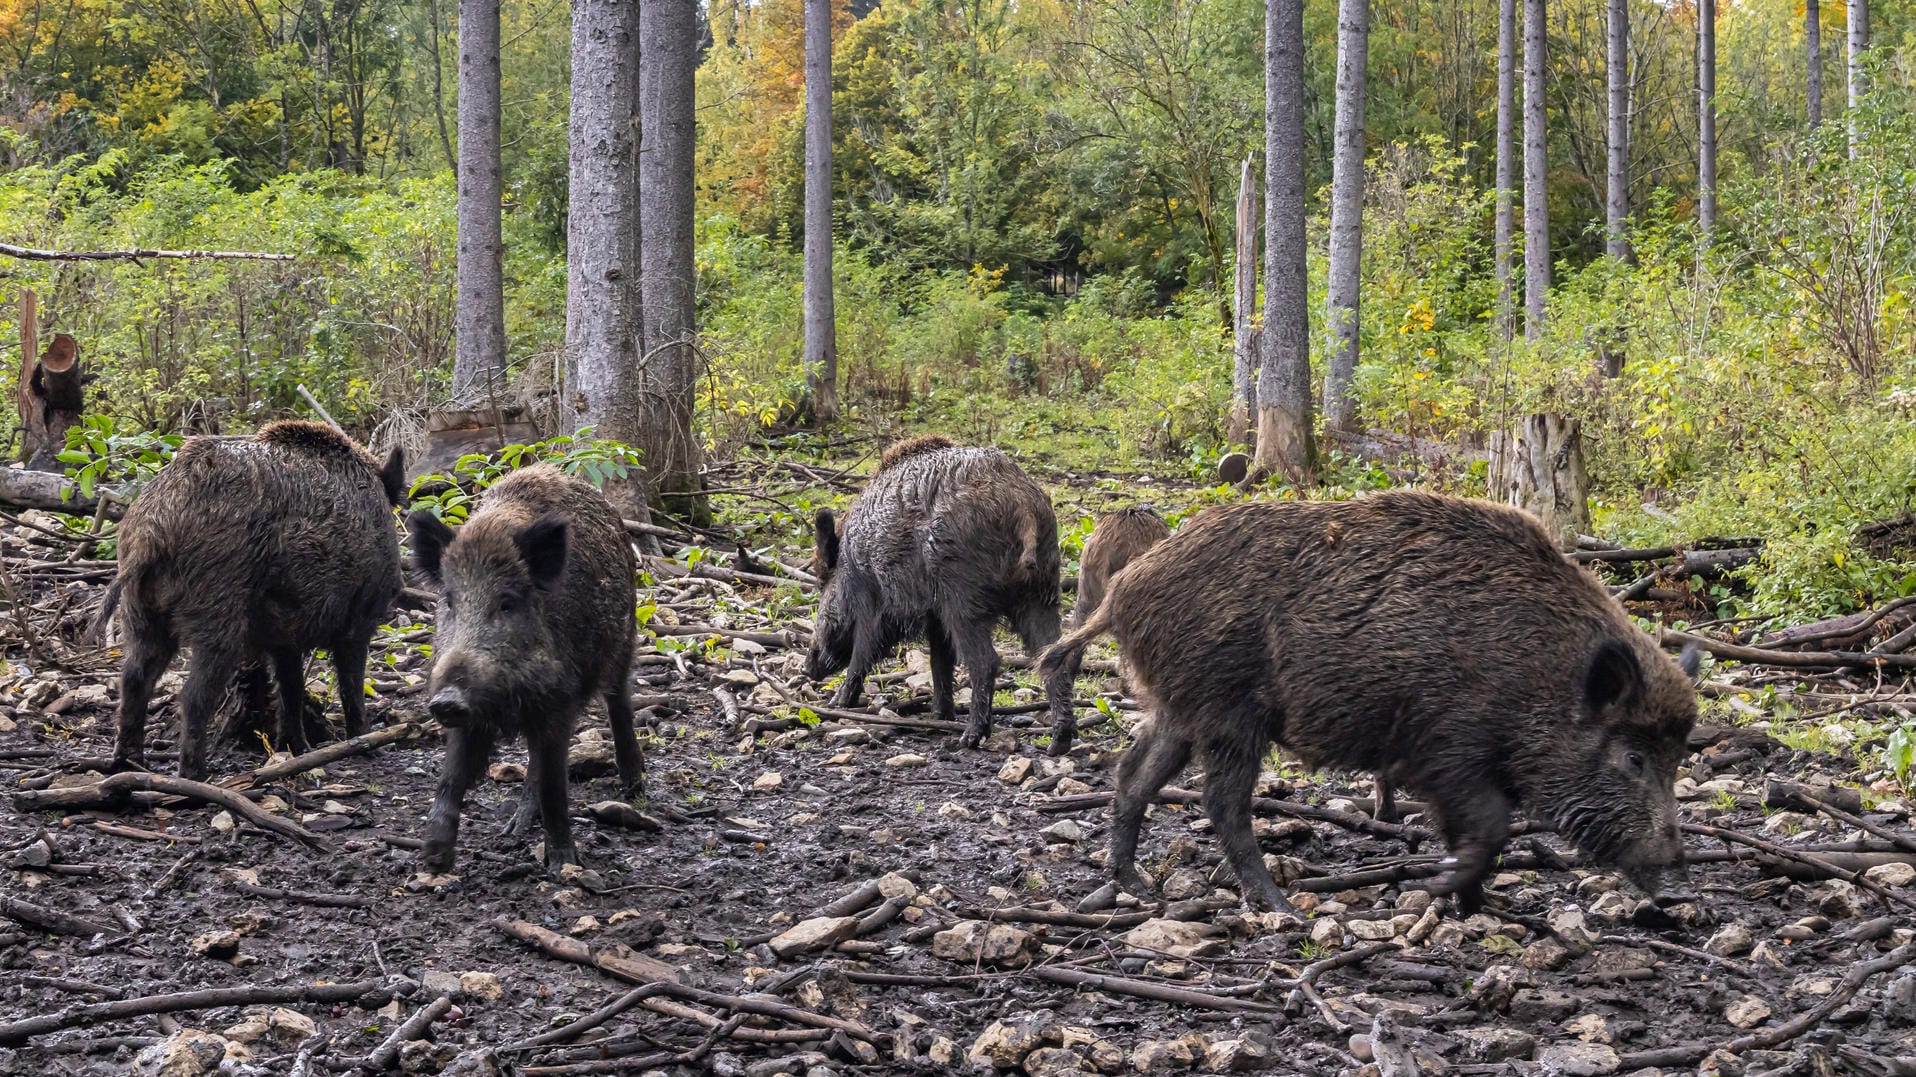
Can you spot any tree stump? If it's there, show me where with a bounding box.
[18,332,83,472]
[1486,412,1590,549]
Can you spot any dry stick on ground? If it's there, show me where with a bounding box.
[354,995,454,1074]
[1027,965,1284,1015]
[1767,783,1916,856]
[0,979,394,1046]
[97,822,202,846]
[738,876,893,946]
[0,895,118,938]
[11,771,329,848]
[1683,822,1916,915]
[1038,786,1428,844]
[1620,939,1916,1069]
[1597,933,1753,976]
[221,869,374,909]
[233,722,425,788]
[496,919,878,1045]
[1661,626,1916,671]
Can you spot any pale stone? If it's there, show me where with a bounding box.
[752,771,784,792]
[1866,862,1916,887]
[1041,820,1083,844]
[1537,1042,1621,1076]
[132,1029,229,1077]
[884,753,928,768]
[998,757,1034,784]
[1454,1027,1537,1062]
[769,916,861,958]
[968,1012,1062,1069]
[1125,918,1227,959]
[1349,918,1397,942]
[931,921,1037,966]
[189,931,241,961]
[459,971,502,1001]
[1724,994,1772,1029]
[1706,922,1755,957]
[1130,1034,1208,1073]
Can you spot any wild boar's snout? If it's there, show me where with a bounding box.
[428,685,470,726]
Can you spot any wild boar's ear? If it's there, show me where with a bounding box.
[408,510,455,583]
[1678,642,1704,681]
[515,513,570,591]
[1583,640,1645,713]
[814,509,840,573]
[378,445,408,508]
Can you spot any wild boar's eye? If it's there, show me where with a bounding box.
[498,594,519,615]
[1623,750,1646,776]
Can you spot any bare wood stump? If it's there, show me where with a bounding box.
[1486,412,1590,549]
[18,332,83,472]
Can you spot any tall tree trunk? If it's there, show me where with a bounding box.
[566,0,643,456]
[1253,0,1315,486]
[1806,0,1822,129]
[1494,0,1515,341]
[451,0,505,406]
[1604,0,1628,261]
[1847,0,1867,155]
[1697,0,1716,238]
[638,0,706,520]
[1522,0,1548,340]
[1323,0,1367,436]
[801,0,839,426]
[1229,154,1258,447]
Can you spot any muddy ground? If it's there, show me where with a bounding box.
[3,507,1916,1077]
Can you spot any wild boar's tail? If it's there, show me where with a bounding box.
[1037,601,1113,684]
[1016,509,1043,575]
[86,577,123,646]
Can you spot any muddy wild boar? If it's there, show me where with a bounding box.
[807,434,1081,753]
[111,421,406,781]
[407,464,643,873]
[1074,507,1170,627]
[1039,491,1702,914]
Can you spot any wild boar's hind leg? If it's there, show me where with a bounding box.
[112,614,177,772]
[423,725,496,873]
[954,619,1001,749]
[269,646,310,757]
[176,637,245,781]
[1200,733,1296,913]
[1110,720,1192,894]
[605,674,645,800]
[506,778,540,837]
[1013,602,1076,756]
[331,634,373,737]
[926,617,957,724]
[528,722,580,868]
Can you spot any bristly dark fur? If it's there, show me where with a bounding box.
[878,434,958,472]
[405,464,643,873]
[1074,506,1170,628]
[806,440,1083,753]
[110,424,407,781]
[1039,490,1699,915]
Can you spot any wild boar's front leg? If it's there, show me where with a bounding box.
[831,622,884,709]
[422,726,495,873]
[926,618,958,724]
[1425,785,1512,916]
[1110,720,1192,894]
[176,638,245,782]
[605,677,645,800]
[269,646,310,757]
[528,722,580,868]
[955,620,1001,749]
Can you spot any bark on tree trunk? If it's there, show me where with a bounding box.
[1323,0,1367,436]
[1806,0,1823,129]
[1604,0,1629,262]
[1522,0,1549,340]
[1253,0,1315,487]
[638,0,707,522]
[565,0,655,531]
[1847,0,1867,156]
[1494,0,1516,341]
[1229,154,1258,447]
[1697,0,1717,239]
[18,330,83,473]
[451,0,506,406]
[1487,413,1590,551]
[801,0,839,426]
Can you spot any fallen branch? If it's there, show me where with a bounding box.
[0,978,394,1046]
[235,722,424,788]
[13,771,329,848]
[0,241,295,262]
[1683,822,1916,914]
[0,895,118,938]
[1028,965,1282,1014]
[1038,786,1427,843]
[222,870,373,909]
[1661,627,1916,671]
[1619,939,1916,1068]
[354,994,453,1074]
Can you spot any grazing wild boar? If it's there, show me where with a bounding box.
[407,464,643,872]
[111,421,406,781]
[1039,491,1702,914]
[1074,507,1170,627]
[807,435,1081,753]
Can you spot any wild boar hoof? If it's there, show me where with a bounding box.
[108,753,147,775]
[1045,732,1073,757]
[545,846,582,871]
[419,846,455,874]
[958,732,983,750]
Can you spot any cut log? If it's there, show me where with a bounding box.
[18,332,83,471]
[1487,413,1590,550]
[0,467,123,518]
